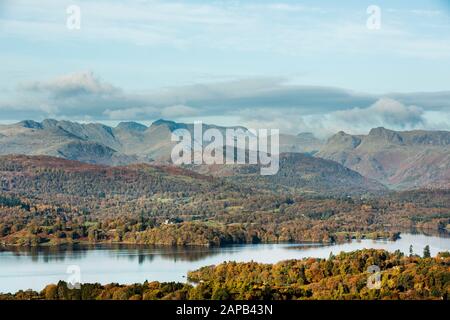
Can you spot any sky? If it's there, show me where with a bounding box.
[1,0,450,136]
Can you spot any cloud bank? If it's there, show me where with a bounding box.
[1,71,450,137]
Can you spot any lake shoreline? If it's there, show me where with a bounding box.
[0,230,413,249]
[2,227,449,250]
[0,233,448,293]
[1,248,449,299]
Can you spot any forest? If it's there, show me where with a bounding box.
[0,155,449,247]
[1,189,449,247]
[0,187,449,247]
[1,249,448,300]
[0,156,449,301]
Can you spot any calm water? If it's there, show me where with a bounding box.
[0,233,449,293]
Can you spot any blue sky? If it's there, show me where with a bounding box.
[1,0,450,135]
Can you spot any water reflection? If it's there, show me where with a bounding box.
[2,227,447,264]
[0,245,89,263]
[396,227,449,238]
[0,244,229,263]
[0,232,449,293]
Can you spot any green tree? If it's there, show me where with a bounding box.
[423,245,431,258]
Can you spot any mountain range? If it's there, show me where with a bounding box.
[0,153,385,196]
[317,127,450,189]
[0,119,254,165]
[0,119,449,190]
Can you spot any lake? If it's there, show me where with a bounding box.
[0,232,449,293]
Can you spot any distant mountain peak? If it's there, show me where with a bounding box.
[318,127,450,189]
[116,121,147,132]
[297,132,315,138]
[41,119,59,128]
[369,127,393,135]
[150,119,187,131]
[152,119,176,126]
[18,120,42,129]
[368,127,404,144]
[326,131,361,149]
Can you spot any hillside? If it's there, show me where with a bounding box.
[1,120,450,190]
[0,153,384,198]
[317,127,450,189]
[2,250,449,300]
[0,119,254,164]
[0,155,448,247]
[192,153,386,194]
[0,120,134,165]
[0,155,223,198]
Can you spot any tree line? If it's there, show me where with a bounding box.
[1,249,448,300]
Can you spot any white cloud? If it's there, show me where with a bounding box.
[161,105,197,118]
[20,71,120,97]
[332,98,424,129]
[410,9,442,17]
[1,72,450,137]
[237,98,448,138]
[2,0,450,58]
[103,106,158,120]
